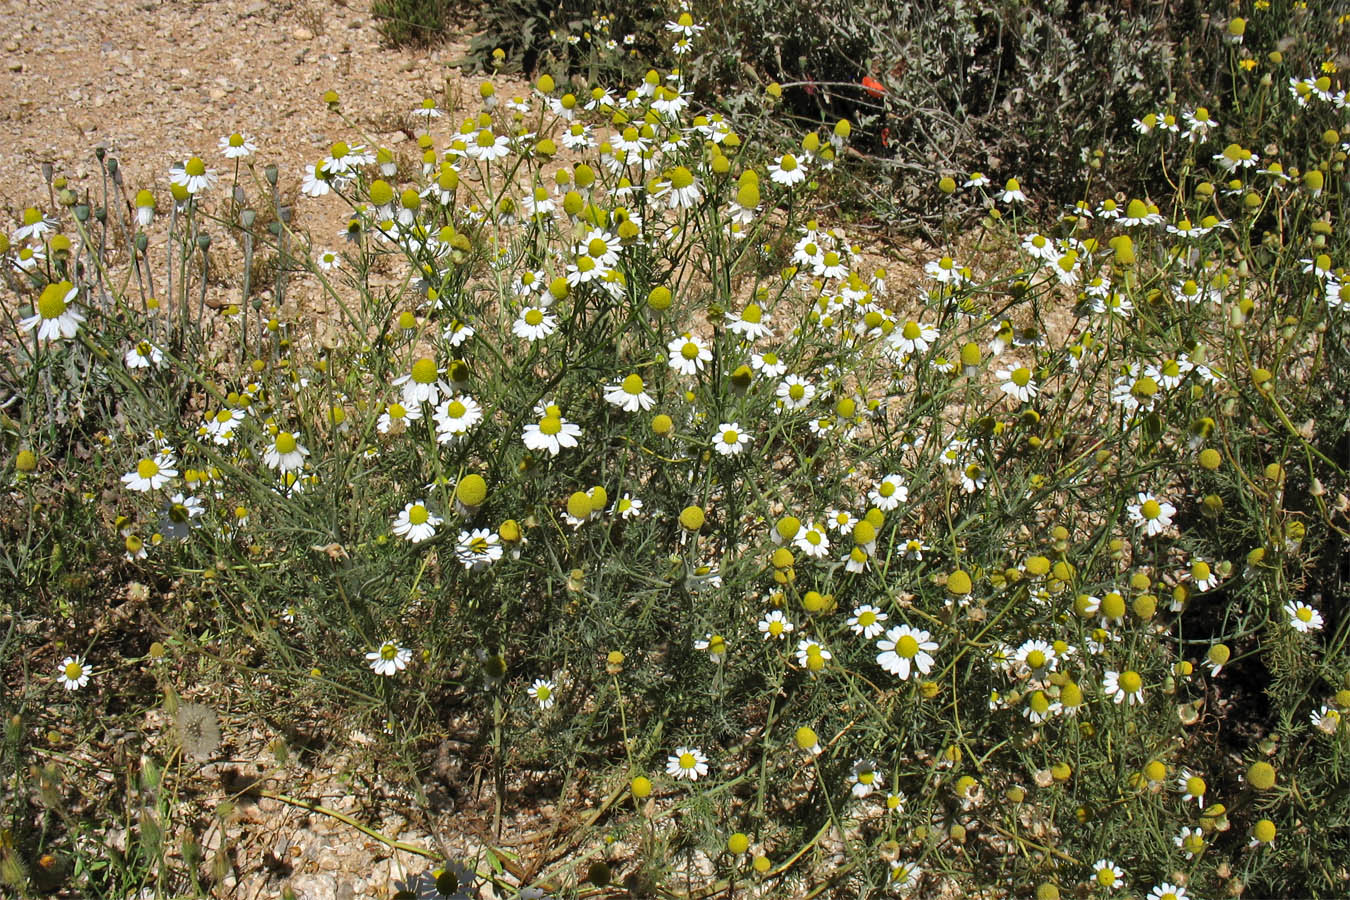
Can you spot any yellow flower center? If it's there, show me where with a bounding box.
[381,643,397,660]
[184,157,206,177]
[411,358,438,384]
[447,400,467,418]
[779,154,798,171]
[525,308,544,326]
[137,459,160,479]
[1011,367,1031,386]
[1186,775,1206,797]
[37,282,71,319]
[539,416,562,435]
[1026,650,1046,669]
[896,635,919,658]
[1119,671,1142,693]
[228,133,245,147]
[858,611,875,626]
[681,341,700,360]
[1096,868,1116,888]
[679,752,696,768]
[388,403,407,420]
[64,661,83,680]
[275,433,297,454]
[408,504,429,525]
[1141,500,1162,520]
[476,129,496,148]
[1297,607,1312,622]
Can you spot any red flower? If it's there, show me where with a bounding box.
[861,75,886,98]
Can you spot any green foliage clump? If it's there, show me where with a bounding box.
[371,0,452,48]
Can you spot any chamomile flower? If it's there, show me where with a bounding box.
[20,281,84,342]
[1102,669,1145,705]
[171,157,218,195]
[996,366,1038,402]
[849,759,884,798]
[964,172,990,188]
[263,431,309,473]
[512,306,557,341]
[876,624,936,681]
[694,633,728,662]
[751,351,787,378]
[889,862,921,890]
[219,132,257,159]
[666,746,708,781]
[1177,769,1207,806]
[124,340,163,369]
[772,375,813,410]
[793,522,831,558]
[768,153,806,186]
[122,454,178,492]
[522,405,581,456]
[57,656,91,691]
[712,422,750,456]
[316,248,341,271]
[1310,704,1342,734]
[392,501,442,544]
[847,604,888,639]
[456,528,502,569]
[667,333,712,376]
[1091,860,1125,891]
[758,610,795,640]
[395,359,449,407]
[378,401,421,434]
[727,302,773,340]
[1148,882,1191,900]
[366,641,411,676]
[618,493,645,520]
[794,638,831,669]
[1285,600,1324,633]
[606,374,656,412]
[663,165,703,209]
[890,320,939,356]
[869,474,908,510]
[1000,177,1026,203]
[1127,492,1175,536]
[1175,826,1205,859]
[12,207,55,243]
[529,678,556,710]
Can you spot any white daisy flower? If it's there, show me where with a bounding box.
[455,527,502,569]
[522,405,581,456]
[1284,600,1324,633]
[263,431,309,473]
[727,302,773,341]
[768,153,806,186]
[1091,859,1124,891]
[20,281,84,342]
[793,522,831,558]
[776,375,815,410]
[1126,492,1175,536]
[1101,669,1145,705]
[512,306,557,341]
[170,157,218,195]
[757,610,795,640]
[529,678,556,710]
[849,759,884,798]
[124,340,163,369]
[122,454,178,492]
[751,351,787,378]
[57,655,91,691]
[392,500,442,544]
[666,746,708,781]
[366,641,412,676]
[996,366,1038,403]
[875,625,936,681]
[219,132,257,159]
[605,374,655,412]
[847,604,888,639]
[711,422,750,456]
[667,333,711,376]
[794,638,832,669]
[869,474,908,510]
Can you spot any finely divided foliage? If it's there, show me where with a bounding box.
[2,4,1350,899]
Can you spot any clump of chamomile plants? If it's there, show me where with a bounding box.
[2,3,1349,898]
